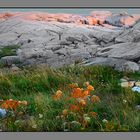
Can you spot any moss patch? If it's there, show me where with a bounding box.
[0,45,20,58]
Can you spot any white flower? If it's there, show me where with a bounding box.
[56,116,60,119]
[39,114,43,119]
[71,121,80,125]
[123,99,127,104]
[83,114,88,117]
[32,124,37,129]
[84,117,91,123]
[63,122,69,132]
[102,119,108,123]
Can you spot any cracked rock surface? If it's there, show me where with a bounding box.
[0,11,140,71]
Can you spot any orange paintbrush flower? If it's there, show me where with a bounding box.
[91,95,100,103]
[79,99,86,106]
[82,90,90,98]
[69,105,80,112]
[69,83,78,89]
[62,109,68,116]
[87,85,94,91]
[89,112,97,117]
[84,82,90,87]
[71,88,82,98]
[53,90,62,100]
[1,99,20,110]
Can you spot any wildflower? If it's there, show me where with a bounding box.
[32,124,37,129]
[87,85,94,91]
[56,90,62,96]
[79,99,86,106]
[71,88,82,98]
[20,100,28,105]
[56,116,60,119]
[69,83,78,89]
[83,114,88,117]
[18,101,21,104]
[84,116,91,123]
[62,109,68,116]
[91,95,100,103]
[102,119,108,123]
[1,100,19,110]
[60,115,64,119]
[53,90,62,100]
[123,99,127,104]
[89,112,97,117]
[82,90,90,98]
[84,81,90,87]
[71,121,80,125]
[69,105,80,112]
[63,122,69,132]
[39,114,43,119]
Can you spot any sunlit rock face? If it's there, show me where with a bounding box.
[0,11,140,71]
[90,11,112,24]
[0,12,15,20]
[0,11,140,27]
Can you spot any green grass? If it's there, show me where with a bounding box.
[0,45,20,58]
[0,65,140,132]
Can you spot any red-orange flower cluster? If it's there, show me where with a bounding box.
[1,99,28,111]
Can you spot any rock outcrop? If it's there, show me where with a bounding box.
[0,11,140,72]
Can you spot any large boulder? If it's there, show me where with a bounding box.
[115,20,140,43]
[0,56,20,66]
[97,42,140,62]
[105,13,140,27]
[82,57,139,72]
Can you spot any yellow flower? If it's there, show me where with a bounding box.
[20,100,28,105]
[53,90,62,100]
[56,90,62,95]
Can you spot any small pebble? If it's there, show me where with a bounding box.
[120,78,128,82]
[132,86,140,93]
[121,81,135,88]
[0,108,7,118]
[135,81,140,87]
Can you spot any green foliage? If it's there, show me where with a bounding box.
[0,65,140,131]
[0,45,20,58]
